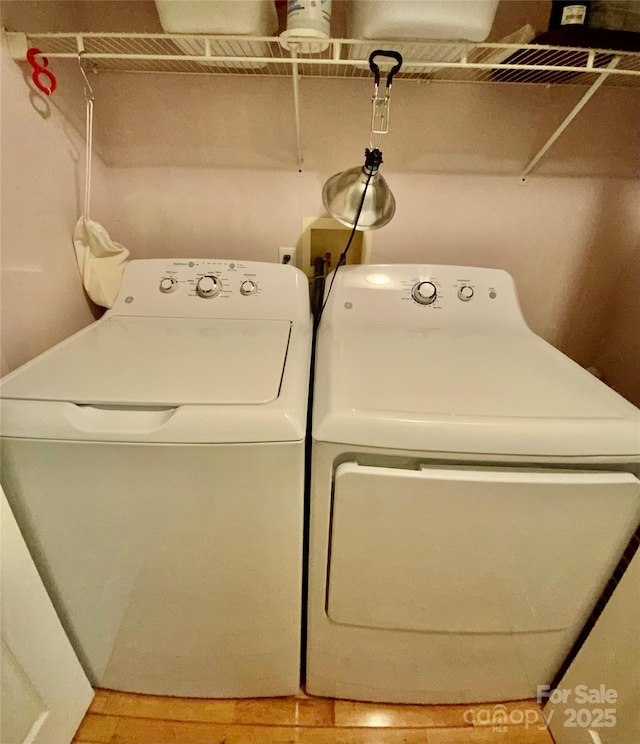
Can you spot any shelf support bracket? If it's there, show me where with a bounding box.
[6,32,28,60]
[289,45,304,173]
[521,55,621,180]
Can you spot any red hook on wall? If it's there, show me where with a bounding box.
[26,48,58,96]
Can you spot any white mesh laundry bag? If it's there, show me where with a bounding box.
[73,218,129,308]
[74,57,129,308]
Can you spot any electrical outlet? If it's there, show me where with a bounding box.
[278,247,297,266]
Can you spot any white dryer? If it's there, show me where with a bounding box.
[306,264,640,704]
[1,259,312,698]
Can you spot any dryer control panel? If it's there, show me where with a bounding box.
[109,259,310,322]
[322,264,527,330]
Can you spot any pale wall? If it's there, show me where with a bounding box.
[0,30,113,375]
[86,74,639,178]
[586,190,640,407]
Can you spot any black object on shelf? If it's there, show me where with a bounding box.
[549,1,592,30]
[491,26,640,84]
[540,25,640,51]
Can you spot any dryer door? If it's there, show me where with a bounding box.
[327,463,640,635]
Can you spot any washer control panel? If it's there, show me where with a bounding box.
[155,260,262,301]
[112,259,309,321]
[325,264,525,329]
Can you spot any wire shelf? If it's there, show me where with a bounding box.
[8,32,640,86]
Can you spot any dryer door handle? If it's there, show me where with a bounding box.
[66,404,178,434]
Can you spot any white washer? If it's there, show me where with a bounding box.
[1,259,312,698]
[307,264,640,704]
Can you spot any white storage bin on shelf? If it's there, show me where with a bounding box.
[348,0,499,42]
[154,0,278,69]
[347,0,499,73]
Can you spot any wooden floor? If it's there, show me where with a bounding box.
[74,690,555,744]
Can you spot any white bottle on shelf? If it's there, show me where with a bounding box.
[280,0,333,54]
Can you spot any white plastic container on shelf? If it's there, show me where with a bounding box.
[155,0,278,34]
[348,0,499,42]
[154,0,278,68]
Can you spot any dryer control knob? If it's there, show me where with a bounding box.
[196,275,221,298]
[412,281,437,305]
[458,285,474,302]
[240,280,257,296]
[159,277,178,294]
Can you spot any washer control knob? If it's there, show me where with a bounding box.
[412,281,438,305]
[458,285,474,302]
[159,277,178,294]
[196,275,221,298]
[240,280,257,296]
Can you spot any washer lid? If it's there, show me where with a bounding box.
[313,328,640,457]
[1,317,292,407]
